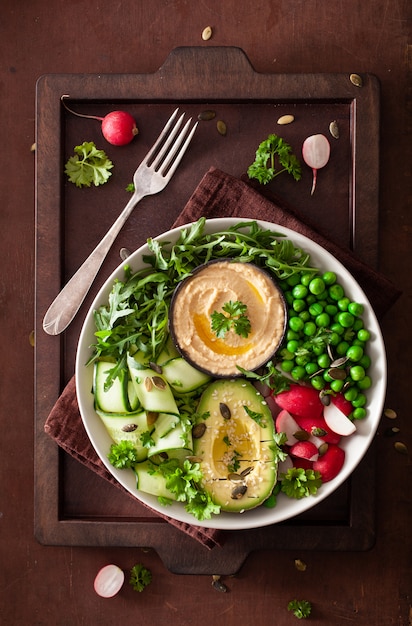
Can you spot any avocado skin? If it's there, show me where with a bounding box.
[194,379,277,512]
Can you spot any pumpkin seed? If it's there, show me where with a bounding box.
[122,423,138,432]
[211,576,228,593]
[219,402,231,420]
[331,356,348,368]
[231,483,247,499]
[198,109,216,121]
[149,361,163,374]
[119,247,131,261]
[329,120,340,139]
[29,330,35,347]
[384,408,397,419]
[186,455,203,463]
[146,412,158,426]
[202,26,212,41]
[294,429,310,441]
[350,73,363,87]
[311,426,328,437]
[192,422,207,439]
[144,376,153,392]
[277,114,295,125]
[318,442,329,456]
[294,559,307,572]
[320,392,331,406]
[383,426,400,437]
[217,120,227,136]
[152,376,166,390]
[228,472,243,482]
[240,466,253,478]
[328,367,347,380]
[394,441,408,455]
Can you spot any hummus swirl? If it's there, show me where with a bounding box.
[170,261,286,376]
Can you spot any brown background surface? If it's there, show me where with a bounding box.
[1,1,411,624]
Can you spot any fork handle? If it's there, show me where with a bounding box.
[42,191,144,335]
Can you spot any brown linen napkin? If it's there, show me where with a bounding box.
[44,166,401,550]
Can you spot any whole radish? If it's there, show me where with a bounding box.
[61,96,138,146]
[302,134,330,195]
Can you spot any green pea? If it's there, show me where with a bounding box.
[352,407,367,420]
[303,321,317,336]
[331,322,345,336]
[287,340,299,353]
[311,375,325,390]
[289,317,304,332]
[359,354,371,369]
[281,348,294,360]
[281,360,294,373]
[306,294,316,305]
[322,271,337,285]
[336,341,350,356]
[305,362,319,376]
[300,273,314,287]
[338,311,355,328]
[346,345,364,362]
[309,277,326,295]
[330,379,344,392]
[329,283,345,301]
[337,297,350,311]
[292,299,306,313]
[312,344,325,356]
[309,302,323,316]
[316,312,331,328]
[353,319,364,331]
[352,392,367,406]
[284,290,294,305]
[344,387,358,402]
[292,284,308,299]
[350,365,365,381]
[296,354,310,366]
[317,353,331,368]
[291,365,306,381]
[325,304,338,316]
[348,302,364,317]
[299,310,311,322]
[357,329,370,342]
[287,274,301,286]
[287,330,300,341]
[329,332,341,346]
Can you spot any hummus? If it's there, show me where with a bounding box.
[169,260,286,377]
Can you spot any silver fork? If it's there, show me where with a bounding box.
[43,108,198,335]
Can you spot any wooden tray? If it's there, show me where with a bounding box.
[34,46,380,575]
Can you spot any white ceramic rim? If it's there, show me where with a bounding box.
[75,217,387,530]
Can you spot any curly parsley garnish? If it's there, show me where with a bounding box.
[65,141,113,188]
[287,599,312,619]
[108,441,140,469]
[211,300,251,339]
[129,564,152,593]
[281,467,322,499]
[247,133,301,185]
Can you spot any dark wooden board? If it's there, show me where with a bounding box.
[34,47,380,575]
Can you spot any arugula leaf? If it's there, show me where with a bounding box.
[129,564,152,593]
[211,300,251,339]
[64,141,113,188]
[247,134,302,185]
[280,467,322,499]
[287,599,312,619]
[108,441,140,469]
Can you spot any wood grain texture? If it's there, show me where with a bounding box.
[1,0,411,623]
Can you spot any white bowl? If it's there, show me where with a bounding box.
[76,218,386,530]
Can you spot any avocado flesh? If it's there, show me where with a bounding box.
[194,379,277,512]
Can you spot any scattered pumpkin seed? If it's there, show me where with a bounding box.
[350,73,363,87]
[198,109,216,121]
[294,559,307,572]
[394,441,408,455]
[122,423,138,432]
[331,356,348,368]
[277,114,295,125]
[383,426,400,437]
[219,402,231,420]
[211,576,228,593]
[294,429,310,441]
[152,376,166,390]
[384,408,397,419]
[144,376,153,392]
[217,120,227,136]
[29,330,35,347]
[329,120,340,139]
[228,472,243,482]
[146,412,158,426]
[318,442,329,456]
[149,361,163,374]
[328,367,347,380]
[119,247,131,261]
[231,483,247,499]
[30,142,36,152]
[192,422,207,439]
[186,455,203,463]
[240,466,253,478]
[319,392,331,406]
[202,26,212,41]
[311,426,328,437]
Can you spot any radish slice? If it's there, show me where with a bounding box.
[302,134,330,195]
[323,402,357,436]
[94,564,125,598]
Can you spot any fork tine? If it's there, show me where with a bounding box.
[161,119,198,179]
[149,112,186,170]
[142,107,180,164]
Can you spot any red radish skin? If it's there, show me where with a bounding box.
[292,457,313,471]
[293,413,341,445]
[313,444,345,482]
[332,393,353,417]
[302,134,330,195]
[61,96,138,146]
[274,384,324,421]
[289,440,319,462]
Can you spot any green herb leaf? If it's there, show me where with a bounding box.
[287,599,312,619]
[108,440,140,469]
[280,467,322,499]
[129,564,152,592]
[211,300,251,339]
[64,141,113,188]
[247,134,302,185]
[243,405,266,427]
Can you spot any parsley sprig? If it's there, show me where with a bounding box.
[247,133,302,185]
[287,599,312,619]
[281,467,322,499]
[64,141,113,188]
[129,564,152,592]
[211,300,251,339]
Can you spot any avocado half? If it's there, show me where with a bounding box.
[193,378,278,512]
